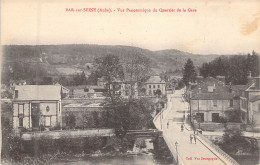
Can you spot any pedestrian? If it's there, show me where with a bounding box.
[194,135,197,144]
[167,121,169,129]
[181,124,184,132]
[190,134,193,143]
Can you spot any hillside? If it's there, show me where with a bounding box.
[2,44,222,79]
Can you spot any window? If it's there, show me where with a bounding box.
[15,90,18,98]
[212,113,220,122]
[158,85,160,88]
[208,86,215,92]
[153,85,155,88]
[230,100,233,107]
[45,116,51,126]
[196,113,204,122]
[213,100,217,107]
[149,85,151,88]
[18,104,24,118]
[19,117,23,127]
[84,88,89,92]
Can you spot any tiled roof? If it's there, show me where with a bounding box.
[191,93,235,100]
[191,77,234,100]
[14,85,62,100]
[145,76,165,84]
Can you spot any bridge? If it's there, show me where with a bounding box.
[20,128,161,141]
[20,129,115,140]
[153,89,239,165]
[126,129,162,139]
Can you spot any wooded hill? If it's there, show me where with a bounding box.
[2,44,220,78]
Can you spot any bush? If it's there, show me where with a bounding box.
[217,128,258,154]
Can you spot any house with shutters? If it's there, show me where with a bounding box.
[142,76,166,97]
[12,85,69,131]
[190,77,239,124]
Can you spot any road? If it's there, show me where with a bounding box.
[154,89,226,165]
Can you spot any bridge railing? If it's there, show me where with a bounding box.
[197,133,239,165]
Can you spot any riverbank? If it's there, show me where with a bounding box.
[1,135,173,165]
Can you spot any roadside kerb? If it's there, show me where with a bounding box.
[196,133,239,165]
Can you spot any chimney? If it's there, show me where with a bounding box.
[216,76,225,82]
[198,84,201,93]
[248,71,253,82]
[229,82,232,93]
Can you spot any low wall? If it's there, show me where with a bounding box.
[21,129,115,140]
[197,133,239,165]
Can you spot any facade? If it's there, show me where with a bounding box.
[67,85,108,98]
[62,103,106,128]
[249,96,260,128]
[143,76,166,96]
[240,77,260,128]
[190,77,238,123]
[12,85,69,130]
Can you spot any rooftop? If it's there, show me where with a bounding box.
[14,85,63,100]
[145,76,165,84]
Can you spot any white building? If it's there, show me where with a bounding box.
[12,85,69,131]
[144,76,166,96]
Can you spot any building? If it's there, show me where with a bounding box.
[143,76,166,96]
[12,85,69,131]
[62,102,106,128]
[240,76,260,130]
[110,80,139,99]
[190,77,239,123]
[66,85,108,98]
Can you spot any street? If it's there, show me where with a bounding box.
[154,89,226,165]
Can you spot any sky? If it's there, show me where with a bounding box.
[1,0,260,55]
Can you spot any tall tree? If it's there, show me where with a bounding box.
[124,53,151,99]
[183,59,197,86]
[247,50,259,77]
[95,54,124,104]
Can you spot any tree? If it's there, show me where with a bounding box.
[215,58,225,76]
[247,50,259,77]
[154,89,162,96]
[95,54,124,103]
[40,77,53,85]
[183,59,197,86]
[65,112,76,129]
[124,53,151,99]
[58,76,69,86]
[124,53,151,83]
[73,73,81,86]
[80,71,87,85]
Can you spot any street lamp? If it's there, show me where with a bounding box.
[175,141,179,164]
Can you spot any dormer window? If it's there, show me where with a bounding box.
[15,90,18,98]
[208,86,215,92]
